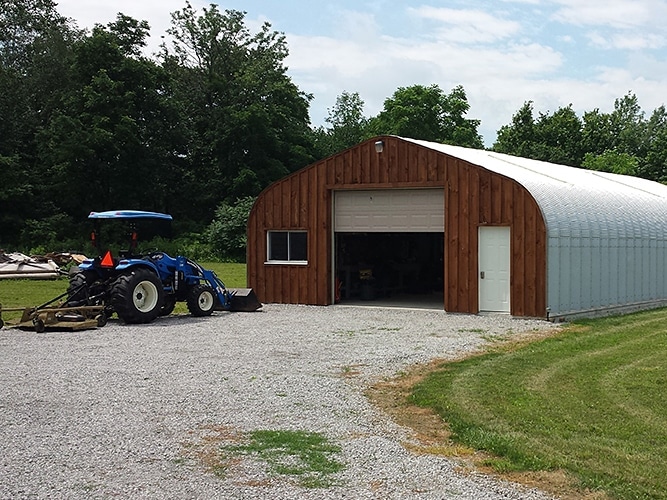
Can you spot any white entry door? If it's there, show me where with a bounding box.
[478,226,510,313]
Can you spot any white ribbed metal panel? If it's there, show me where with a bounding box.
[404,138,667,318]
[334,189,444,232]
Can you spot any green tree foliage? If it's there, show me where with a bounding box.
[610,93,645,155]
[494,101,537,159]
[0,0,70,69]
[581,150,639,176]
[638,106,667,182]
[0,0,78,247]
[494,102,583,166]
[326,91,368,141]
[580,108,614,156]
[495,93,667,181]
[312,91,369,157]
[206,196,256,262]
[313,85,484,158]
[581,93,646,161]
[368,84,484,148]
[163,3,314,216]
[0,2,317,252]
[533,105,583,166]
[37,15,180,220]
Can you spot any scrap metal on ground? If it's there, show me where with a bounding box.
[0,252,86,280]
[0,252,61,280]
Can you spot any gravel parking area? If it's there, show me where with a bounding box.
[0,304,559,499]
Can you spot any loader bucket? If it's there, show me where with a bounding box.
[228,288,262,312]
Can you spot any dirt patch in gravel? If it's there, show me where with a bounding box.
[366,331,611,500]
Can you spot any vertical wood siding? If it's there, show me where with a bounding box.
[247,136,547,317]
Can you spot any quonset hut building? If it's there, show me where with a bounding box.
[246,136,667,320]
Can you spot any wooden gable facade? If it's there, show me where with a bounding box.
[246,136,547,317]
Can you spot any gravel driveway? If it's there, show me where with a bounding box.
[0,304,559,499]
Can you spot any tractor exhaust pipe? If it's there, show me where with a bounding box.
[227,288,262,312]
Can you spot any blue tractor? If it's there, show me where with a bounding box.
[66,210,261,324]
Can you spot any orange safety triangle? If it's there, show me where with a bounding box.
[100,250,114,268]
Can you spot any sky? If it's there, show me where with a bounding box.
[55,0,667,146]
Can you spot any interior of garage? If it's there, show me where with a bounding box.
[335,232,444,309]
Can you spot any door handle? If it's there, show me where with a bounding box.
[480,271,485,279]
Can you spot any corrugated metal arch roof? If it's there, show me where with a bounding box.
[404,138,667,240]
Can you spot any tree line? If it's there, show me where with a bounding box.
[2,0,666,259]
[321,89,667,182]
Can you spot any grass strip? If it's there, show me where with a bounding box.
[411,308,667,499]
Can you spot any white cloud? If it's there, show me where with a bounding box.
[588,31,667,50]
[56,0,209,56]
[333,10,382,42]
[550,0,667,51]
[287,20,564,143]
[408,6,521,43]
[551,0,655,29]
[287,11,667,144]
[286,35,388,79]
[501,0,540,4]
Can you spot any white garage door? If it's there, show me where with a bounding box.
[334,189,444,232]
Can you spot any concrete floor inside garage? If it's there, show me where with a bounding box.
[338,291,445,310]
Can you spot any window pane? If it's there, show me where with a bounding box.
[269,232,288,260]
[289,232,307,261]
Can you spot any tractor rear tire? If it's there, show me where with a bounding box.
[67,271,101,306]
[111,269,164,324]
[187,284,216,317]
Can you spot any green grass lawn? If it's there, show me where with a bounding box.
[0,262,247,322]
[411,308,667,499]
[199,262,247,288]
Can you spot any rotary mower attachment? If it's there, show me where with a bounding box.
[0,287,107,333]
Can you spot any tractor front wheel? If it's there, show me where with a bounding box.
[187,284,216,317]
[111,269,164,324]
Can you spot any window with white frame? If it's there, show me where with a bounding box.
[267,231,308,263]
